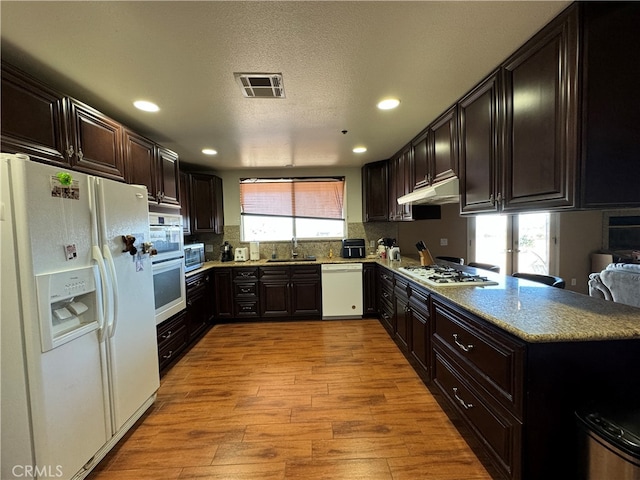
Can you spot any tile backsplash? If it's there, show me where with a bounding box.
[187,222,398,261]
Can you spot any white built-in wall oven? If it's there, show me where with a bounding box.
[149,213,186,324]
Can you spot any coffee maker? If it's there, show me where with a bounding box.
[221,241,233,262]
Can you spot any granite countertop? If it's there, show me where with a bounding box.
[381,257,640,344]
[187,255,640,344]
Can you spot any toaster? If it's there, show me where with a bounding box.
[341,238,366,258]
[234,247,249,262]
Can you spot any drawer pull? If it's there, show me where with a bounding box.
[453,333,474,352]
[161,330,172,340]
[240,287,252,293]
[162,350,173,360]
[452,387,473,410]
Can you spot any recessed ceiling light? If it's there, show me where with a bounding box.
[353,147,367,153]
[133,100,159,112]
[377,98,400,110]
[202,149,218,155]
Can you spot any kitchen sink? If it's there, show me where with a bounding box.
[266,256,316,262]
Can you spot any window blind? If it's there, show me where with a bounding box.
[240,178,345,220]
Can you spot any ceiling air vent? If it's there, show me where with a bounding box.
[234,73,285,98]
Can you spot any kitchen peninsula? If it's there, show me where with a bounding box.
[183,256,640,479]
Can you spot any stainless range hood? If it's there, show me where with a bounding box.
[397,176,460,205]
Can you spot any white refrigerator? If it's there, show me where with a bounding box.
[1,154,160,480]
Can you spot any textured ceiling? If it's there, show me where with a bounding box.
[0,1,570,171]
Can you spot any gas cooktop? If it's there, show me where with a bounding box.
[398,265,499,287]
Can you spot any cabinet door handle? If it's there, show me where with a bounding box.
[161,330,172,340]
[452,387,473,409]
[77,148,83,161]
[489,193,494,205]
[65,145,74,159]
[452,333,474,352]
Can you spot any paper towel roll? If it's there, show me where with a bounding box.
[591,253,613,273]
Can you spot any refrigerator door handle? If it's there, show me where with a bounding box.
[92,245,111,340]
[103,244,119,338]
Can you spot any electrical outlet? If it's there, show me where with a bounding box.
[571,278,576,286]
[440,238,448,246]
[205,244,213,253]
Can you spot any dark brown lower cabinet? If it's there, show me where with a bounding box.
[233,267,260,319]
[185,271,213,342]
[393,276,410,351]
[213,268,234,319]
[156,311,188,372]
[259,265,321,319]
[376,266,395,335]
[362,263,377,316]
[408,283,430,380]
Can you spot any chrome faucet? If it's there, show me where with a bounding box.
[291,237,298,258]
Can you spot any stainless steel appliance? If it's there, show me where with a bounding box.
[321,263,363,319]
[341,238,366,258]
[184,243,205,272]
[1,153,159,480]
[149,213,186,324]
[576,409,640,479]
[399,265,499,287]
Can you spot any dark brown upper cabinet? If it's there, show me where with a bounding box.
[414,105,458,190]
[124,129,156,202]
[124,130,181,209]
[156,147,180,207]
[188,172,224,234]
[579,2,640,208]
[179,171,191,235]
[501,5,578,212]
[389,145,413,221]
[1,62,68,167]
[67,99,125,182]
[459,71,502,214]
[362,160,388,222]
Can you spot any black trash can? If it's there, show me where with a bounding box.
[576,408,640,479]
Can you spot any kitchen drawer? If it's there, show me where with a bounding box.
[157,312,188,371]
[234,281,258,298]
[432,297,524,415]
[259,266,289,279]
[408,282,430,315]
[235,300,259,318]
[234,267,259,281]
[157,311,187,350]
[290,264,320,278]
[186,271,209,291]
[433,350,522,479]
[378,268,394,290]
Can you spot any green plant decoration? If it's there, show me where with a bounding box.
[56,172,73,186]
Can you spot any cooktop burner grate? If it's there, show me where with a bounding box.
[399,265,499,287]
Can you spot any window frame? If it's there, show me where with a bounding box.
[239,176,347,242]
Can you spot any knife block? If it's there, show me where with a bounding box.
[419,249,435,266]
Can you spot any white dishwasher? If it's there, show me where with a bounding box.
[321,263,363,319]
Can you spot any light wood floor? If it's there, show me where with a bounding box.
[89,319,495,480]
